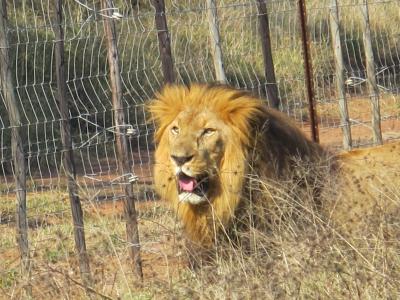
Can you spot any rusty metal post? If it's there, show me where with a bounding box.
[298,0,319,143]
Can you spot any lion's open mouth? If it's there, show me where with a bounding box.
[177,172,209,204]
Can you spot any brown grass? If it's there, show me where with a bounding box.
[1,143,400,299]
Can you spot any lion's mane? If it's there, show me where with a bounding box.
[149,84,324,246]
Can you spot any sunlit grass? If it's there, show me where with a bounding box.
[1,143,400,298]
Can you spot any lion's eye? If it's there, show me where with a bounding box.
[202,128,216,136]
[171,126,179,135]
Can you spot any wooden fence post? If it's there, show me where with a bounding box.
[360,0,382,145]
[206,0,227,84]
[53,0,92,286]
[298,0,319,143]
[256,0,280,109]
[153,0,175,84]
[0,0,30,293]
[102,0,143,280]
[329,0,352,150]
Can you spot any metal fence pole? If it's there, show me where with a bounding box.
[206,0,227,84]
[53,0,92,286]
[298,0,319,143]
[0,0,30,294]
[102,0,143,280]
[329,0,352,150]
[256,0,280,109]
[153,0,175,84]
[360,0,382,145]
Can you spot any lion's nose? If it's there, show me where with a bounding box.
[171,155,194,166]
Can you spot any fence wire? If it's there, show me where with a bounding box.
[0,0,399,297]
[0,0,399,195]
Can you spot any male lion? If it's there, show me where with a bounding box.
[148,84,325,247]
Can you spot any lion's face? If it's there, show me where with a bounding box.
[168,108,227,205]
[149,84,271,244]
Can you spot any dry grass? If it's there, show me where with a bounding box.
[1,143,400,299]
[148,145,400,299]
[1,0,400,298]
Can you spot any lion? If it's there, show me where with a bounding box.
[328,142,400,234]
[148,84,327,247]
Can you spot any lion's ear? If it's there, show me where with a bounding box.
[147,99,173,143]
[147,85,187,142]
[220,97,265,145]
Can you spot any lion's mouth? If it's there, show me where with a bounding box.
[177,172,209,204]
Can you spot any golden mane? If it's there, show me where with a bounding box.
[149,84,264,146]
[148,84,324,246]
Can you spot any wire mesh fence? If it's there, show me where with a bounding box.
[0,0,399,297]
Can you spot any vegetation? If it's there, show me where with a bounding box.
[1,0,399,162]
[1,144,400,298]
[1,0,400,298]
[2,0,399,125]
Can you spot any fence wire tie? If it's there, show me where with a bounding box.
[126,241,142,248]
[107,124,138,137]
[70,0,123,41]
[349,118,372,129]
[83,175,103,182]
[111,173,139,185]
[76,115,138,149]
[345,67,389,91]
[73,0,122,19]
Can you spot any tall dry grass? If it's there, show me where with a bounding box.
[148,154,400,299]
[1,149,399,299]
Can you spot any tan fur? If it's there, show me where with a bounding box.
[329,142,400,233]
[148,84,324,246]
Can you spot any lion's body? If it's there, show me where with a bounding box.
[149,84,324,246]
[328,142,400,233]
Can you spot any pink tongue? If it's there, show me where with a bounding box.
[179,177,197,192]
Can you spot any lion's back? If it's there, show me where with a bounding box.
[329,142,400,233]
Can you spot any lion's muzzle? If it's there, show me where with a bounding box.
[171,154,194,166]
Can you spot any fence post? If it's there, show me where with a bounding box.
[206,0,227,84]
[153,0,175,84]
[360,0,382,145]
[256,0,280,109]
[0,0,30,293]
[53,0,92,286]
[298,0,319,143]
[102,0,143,280]
[329,0,352,150]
